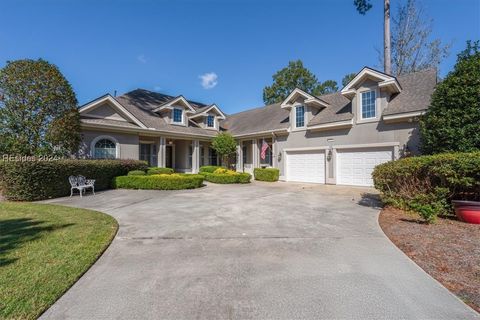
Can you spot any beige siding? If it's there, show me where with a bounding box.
[83,102,128,122]
[79,130,139,160]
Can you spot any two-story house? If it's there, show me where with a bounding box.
[77,67,436,186]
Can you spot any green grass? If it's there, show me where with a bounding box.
[0,202,118,319]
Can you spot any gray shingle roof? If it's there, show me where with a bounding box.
[110,90,218,137]
[81,69,436,138]
[220,103,290,136]
[223,68,436,134]
[308,92,353,126]
[80,118,143,129]
[116,89,208,111]
[383,68,436,115]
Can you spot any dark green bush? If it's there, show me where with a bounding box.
[113,174,204,190]
[0,159,148,201]
[128,170,146,176]
[201,172,251,184]
[199,165,224,173]
[373,152,480,223]
[147,167,174,175]
[254,168,279,182]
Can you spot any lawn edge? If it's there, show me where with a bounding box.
[35,205,119,319]
[376,207,479,316]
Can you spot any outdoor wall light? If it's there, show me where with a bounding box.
[277,152,282,162]
[327,149,332,161]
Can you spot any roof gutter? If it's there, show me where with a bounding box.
[383,111,425,123]
[232,129,288,139]
[80,122,216,139]
[307,119,354,131]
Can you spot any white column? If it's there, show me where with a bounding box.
[236,141,243,172]
[192,140,200,173]
[252,139,258,168]
[393,145,400,160]
[158,137,166,167]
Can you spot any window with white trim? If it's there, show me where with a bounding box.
[361,90,376,119]
[295,105,305,128]
[94,139,116,159]
[206,115,215,128]
[172,108,183,123]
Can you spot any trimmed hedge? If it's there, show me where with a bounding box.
[0,159,148,201]
[113,174,204,190]
[128,170,146,176]
[201,171,251,184]
[199,165,223,173]
[147,167,174,175]
[373,152,480,223]
[254,168,279,182]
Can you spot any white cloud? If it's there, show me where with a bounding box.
[153,85,162,91]
[137,54,147,63]
[199,72,218,89]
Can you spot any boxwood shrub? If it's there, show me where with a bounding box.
[147,167,174,175]
[201,170,251,184]
[128,170,146,176]
[0,159,148,201]
[372,152,480,223]
[113,174,204,190]
[199,165,223,173]
[254,168,279,182]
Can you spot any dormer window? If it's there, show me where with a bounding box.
[295,105,305,128]
[361,90,376,119]
[172,108,183,123]
[206,115,215,128]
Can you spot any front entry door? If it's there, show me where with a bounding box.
[165,145,173,168]
[140,144,152,166]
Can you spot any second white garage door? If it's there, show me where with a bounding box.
[286,150,325,183]
[336,148,393,186]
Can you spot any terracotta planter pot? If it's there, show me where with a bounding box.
[452,200,480,224]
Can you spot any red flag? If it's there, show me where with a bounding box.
[261,140,269,160]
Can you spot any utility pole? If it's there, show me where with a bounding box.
[384,0,392,74]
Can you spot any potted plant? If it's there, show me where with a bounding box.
[452,200,480,224]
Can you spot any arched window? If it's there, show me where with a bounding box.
[94,138,117,159]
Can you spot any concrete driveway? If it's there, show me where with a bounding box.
[40,182,478,320]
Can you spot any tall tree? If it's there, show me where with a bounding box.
[354,0,391,74]
[420,41,480,154]
[0,59,81,156]
[390,0,450,75]
[317,80,338,95]
[263,60,338,104]
[342,73,357,87]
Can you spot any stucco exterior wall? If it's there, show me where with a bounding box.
[84,103,128,122]
[274,121,420,177]
[79,130,140,160]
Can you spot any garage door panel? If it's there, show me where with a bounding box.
[337,148,393,187]
[286,151,325,184]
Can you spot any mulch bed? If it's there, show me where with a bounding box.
[379,207,480,313]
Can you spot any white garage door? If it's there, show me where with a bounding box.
[286,150,325,183]
[337,148,393,186]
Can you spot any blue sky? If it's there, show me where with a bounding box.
[1,0,479,114]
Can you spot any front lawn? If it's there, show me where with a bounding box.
[0,202,118,319]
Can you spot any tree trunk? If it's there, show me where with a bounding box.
[384,0,392,74]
